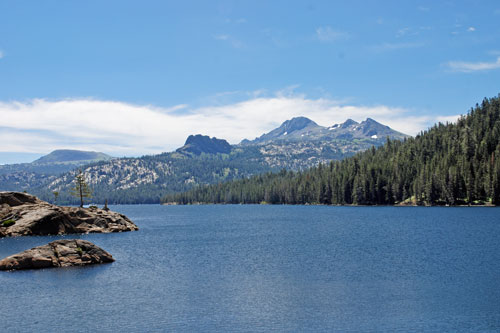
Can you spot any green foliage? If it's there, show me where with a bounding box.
[53,191,59,204]
[1,219,16,227]
[70,170,93,208]
[163,94,500,206]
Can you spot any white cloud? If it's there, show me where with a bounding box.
[396,27,410,37]
[467,26,476,32]
[446,56,500,72]
[0,94,450,156]
[315,26,349,42]
[224,18,247,24]
[436,115,461,124]
[0,50,4,59]
[372,42,424,52]
[213,34,229,41]
[212,34,245,48]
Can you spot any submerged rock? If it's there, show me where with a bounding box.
[0,192,138,238]
[0,239,114,270]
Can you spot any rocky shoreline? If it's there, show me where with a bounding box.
[0,192,138,270]
[0,191,138,238]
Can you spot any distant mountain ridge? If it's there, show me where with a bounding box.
[242,117,408,145]
[0,149,114,191]
[32,150,113,164]
[0,117,409,204]
[244,117,321,144]
[0,149,113,177]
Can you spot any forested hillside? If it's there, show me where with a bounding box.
[2,117,406,204]
[163,95,500,206]
[33,149,275,204]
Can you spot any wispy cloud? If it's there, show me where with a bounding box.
[224,18,247,24]
[0,50,4,59]
[396,27,410,37]
[213,34,229,41]
[467,26,476,32]
[0,93,450,156]
[212,34,245,48]
[396,27,422,38]
[446,57,500,72]
[372,42,424,52]
[315,26,349,42]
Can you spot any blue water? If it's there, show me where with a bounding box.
[1,205,500,332]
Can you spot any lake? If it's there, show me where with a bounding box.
[1,205,500,332]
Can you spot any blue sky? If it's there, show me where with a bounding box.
[1,0,499,163]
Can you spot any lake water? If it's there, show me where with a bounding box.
[1,205,500,332]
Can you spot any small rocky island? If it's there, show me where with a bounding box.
[0,239,114,270]
[0,191,138,237]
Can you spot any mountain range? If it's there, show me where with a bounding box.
[242,117,406,145]
[163,95,500,206]
[0,117,408,204]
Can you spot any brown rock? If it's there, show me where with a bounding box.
[0,239,114,270]
[0,192,138,238]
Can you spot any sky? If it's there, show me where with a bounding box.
[1,0,499,164]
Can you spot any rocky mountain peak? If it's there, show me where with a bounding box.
[244,117,320,144]
[177,134,232,155]
[280,117,319,132]
[340,119,359,128]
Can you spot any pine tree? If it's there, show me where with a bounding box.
[70,170,93,208]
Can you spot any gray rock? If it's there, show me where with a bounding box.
[0,192,138,238]
[0,239,114,270]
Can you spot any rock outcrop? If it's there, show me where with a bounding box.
[0,239,114,270]
[176,134,232,155]
[0,192,138,238]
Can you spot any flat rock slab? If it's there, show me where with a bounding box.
[0,192,138,237]
[0,239,114,270]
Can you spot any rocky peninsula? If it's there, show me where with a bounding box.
[0,239,114,270]
[0,192,138,237]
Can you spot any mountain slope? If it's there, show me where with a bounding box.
[31,148,275,204]
[0,149,113,177]
[163,94,500,206]
[247,117,321,144]
[1,118,409,204]
[33,150,113,164]
[0,149,114,191]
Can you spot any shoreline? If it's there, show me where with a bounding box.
[161,202,497,207]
